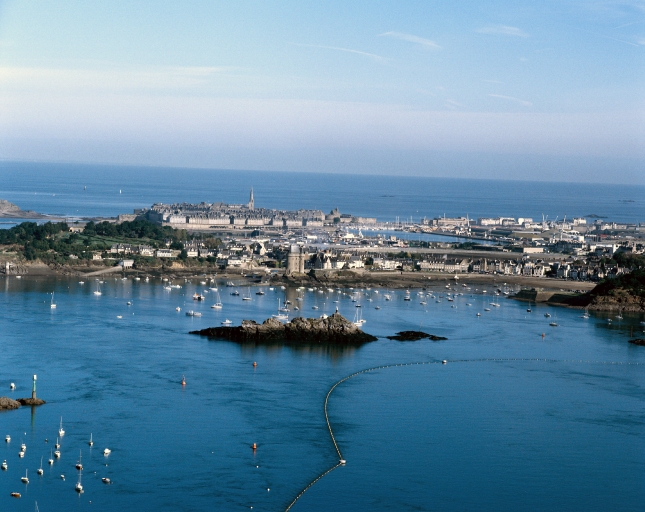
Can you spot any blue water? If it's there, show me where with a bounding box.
[1,161,644,223]
[1,277,644,511]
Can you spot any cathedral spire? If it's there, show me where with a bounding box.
[249,187,254,210]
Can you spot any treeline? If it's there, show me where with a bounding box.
[0,221,69,245]
[83,220,188,242]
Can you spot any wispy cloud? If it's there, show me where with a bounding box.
[291,43,384,61]
[489,94,532,107]
[446,99,465,109]
[477,25,529,37]
[379,31,441,49]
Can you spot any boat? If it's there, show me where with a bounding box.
[50,292,56,309]
[21,442,26,451]
[353,308,365,327]
[5,435,10,443]
[526,308,532,312]
[192,293,205,301]
[127,301,132,306]
[185,311,202,317]
[75,471,83,493]
[484,308,491,312]
[242,288,252,301]
[55,438,60,449]
[37,456,44,475]
[476,312,481,316]
[256,290,265,296]
[544,313,551,318]
[221,319,232,325]
[211,291,223,309]
[1,460,7,470]
[21,469,28,483]
[19,450,25,458]
[48,449,54,465]
[59,418,65,437]
[10,492,20,498]
[230,290,240,296]
[102,477,111,484]
[54,450,60,458]
[420,301,427,305]
[75,450,83,470]
[312,306,318,310]
[93,283,102,296]
[103,448,111,456]
[375,306,380,310]
[175,307,181,312]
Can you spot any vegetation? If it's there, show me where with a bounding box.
[0,219,218,265]
[592,269,645,298]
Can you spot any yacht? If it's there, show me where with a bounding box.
[1,460,7,470]
[21,469,29,483]
[59,418,65,437]
[37,456,44,475]
[103,448,111,456]
[50,292,56,309]
[221,319,233,325]
[75,450,83,470]
[75,471,84,493]
[93,283,102,296]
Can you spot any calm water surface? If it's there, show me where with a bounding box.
[1,277,644,511]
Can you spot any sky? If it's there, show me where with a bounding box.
[0,0,643,183]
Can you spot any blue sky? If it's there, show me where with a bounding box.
[0,0,643,183]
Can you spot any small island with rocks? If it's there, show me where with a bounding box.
[190,312,378,344]
[386,331,448,342]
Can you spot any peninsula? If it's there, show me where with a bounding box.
[190,312,378,344]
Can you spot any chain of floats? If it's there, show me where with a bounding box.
[284,357,643,511]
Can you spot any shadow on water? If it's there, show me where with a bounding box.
[205,337,365,360]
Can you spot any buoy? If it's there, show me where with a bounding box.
[442,360,447,364]
[541,333,545,338]
[339,459,346,464]
[252,443,257,450]
[252,362,257,367]
[181,375,186,386]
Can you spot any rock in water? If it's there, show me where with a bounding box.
[386,331,448,342]
[16,398,46,406]
[190,312,377,344]
[628,338,645,346]
[0,397,21,410]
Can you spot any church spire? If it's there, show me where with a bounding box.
[249,187,254,210]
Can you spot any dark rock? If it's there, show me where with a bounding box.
[386,331,448,342]
[190,312,377,344]
[0,397,21,410]
[628,338,645,346]
[17,398,46,406]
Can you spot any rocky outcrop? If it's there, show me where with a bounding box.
[17,398,45,406]
[628,339,645,346]
[386,331,447,342]
[190,312,378,344]
[0,199,48,219]
[0,397,21,410]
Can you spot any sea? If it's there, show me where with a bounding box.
[1,162,645,512]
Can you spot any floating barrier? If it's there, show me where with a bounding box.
[284,357,643,511]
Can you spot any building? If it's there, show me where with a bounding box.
[286,245,308,274]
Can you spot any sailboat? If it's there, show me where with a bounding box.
[93,282,102,296]
[59,417,65,437]
[55,437,60,449]
[88,434,93,447]
[211,291,223,309]
[37,456,44,475]
[353,308,365,327]
[48,449,54,465]
[50,292,56,309]
[242,287,252,301]
[21,469,29,483]
[75,450,83,470]
[75,471,84,493]
[272,298,289,321]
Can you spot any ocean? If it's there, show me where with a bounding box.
[0,161,644,224]
[1,277,644,511]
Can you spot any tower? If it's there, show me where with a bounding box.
[32,374,37,399]
[249,187,254,210]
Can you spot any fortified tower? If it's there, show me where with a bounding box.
[286,245,307,274]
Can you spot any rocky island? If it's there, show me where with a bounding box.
[0,199,51,219]
[190,312,378,344]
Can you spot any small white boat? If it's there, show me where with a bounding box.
[21,442,26,452]
[75,471,84,493]
[55,438,60,449]
[185,311,202,317]
[102,477,111,484]
[89,434,93,447]
[54,450,60,458]
[48,449,54,465]
[549,322,558,327]
[50,292,56,309]
[375,306,381,310]
[221,319,232,325]
[116,315,122,319]
[59,418,65,437]
[5,435,10,442]
[176,307,181,312]
[9,383,15,390]
[79,281,85,284]
[127,301,132,306]
[21,469,29,483]
[19,450,25,458]
[75,450,83,470]
[476,312,481,316]
[93,283,102,296]
[1,460,7,470]
[312,306,318,310]
[103,448,111,456]
[37,456,44,475]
